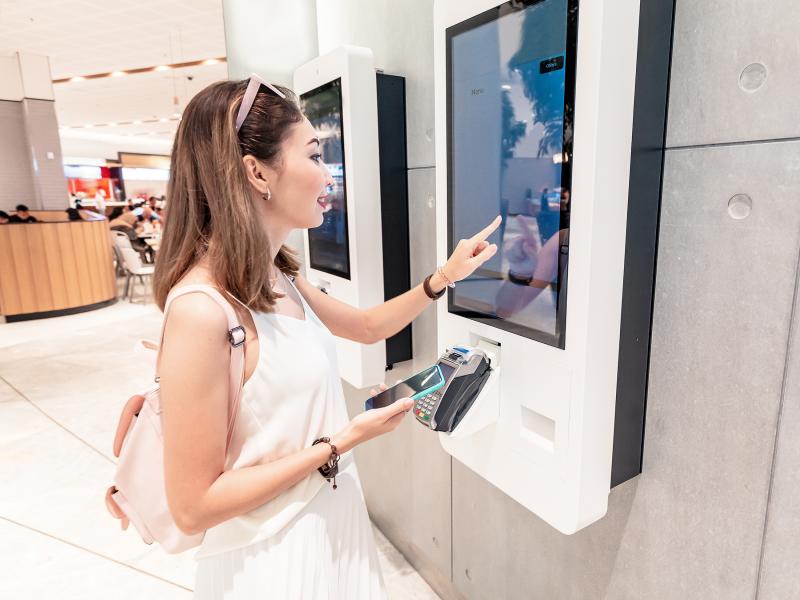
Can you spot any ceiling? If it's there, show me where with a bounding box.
[0,0,228,155]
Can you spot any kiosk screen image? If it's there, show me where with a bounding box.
[447,0,577,348]
[301,78,351,280]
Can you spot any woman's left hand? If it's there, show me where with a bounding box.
[441,215,502,283]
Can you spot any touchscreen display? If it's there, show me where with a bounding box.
[447,0,577,348]
[300,78,351,280]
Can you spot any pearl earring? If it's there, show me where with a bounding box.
[264,188,272,202]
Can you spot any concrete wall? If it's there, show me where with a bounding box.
[0,100,35,211]
[21,99,68,210]
[0,99,66,212]
[0,54,67,212]
[222,0,319,86]
[225,1,800,597]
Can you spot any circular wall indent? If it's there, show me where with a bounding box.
[728,194,753,220]
[739,63,767,92]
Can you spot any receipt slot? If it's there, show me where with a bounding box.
[434,0,673,532]
[294,46,412,388]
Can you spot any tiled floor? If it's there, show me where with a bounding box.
[0,291,440,599]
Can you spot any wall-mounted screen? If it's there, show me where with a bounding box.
[300,78,351,280]
[447,0,577,348]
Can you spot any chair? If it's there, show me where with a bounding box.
[111,243,126,278]
[112,230,132,249]
[110,230,132,278]
[120,246,155,303]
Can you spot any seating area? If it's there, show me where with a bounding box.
[110,230,155,303]
[0,202,166,322]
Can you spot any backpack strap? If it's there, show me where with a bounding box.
[156,284,247,450]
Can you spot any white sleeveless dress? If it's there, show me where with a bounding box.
[192,274,386,599]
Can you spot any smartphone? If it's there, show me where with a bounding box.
[364,365,446,410]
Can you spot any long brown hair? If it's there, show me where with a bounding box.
[153,79,303,312]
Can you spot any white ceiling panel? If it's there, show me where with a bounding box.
[0,0,228,153]
[55,62,227,128]
[0,0,225,77]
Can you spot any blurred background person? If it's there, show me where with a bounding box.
[8,204,38,223]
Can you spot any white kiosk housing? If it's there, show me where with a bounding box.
[295,46,412,389]
[434,0,672,533]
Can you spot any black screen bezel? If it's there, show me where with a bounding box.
[301,78,352,281]
[445,0,579,349]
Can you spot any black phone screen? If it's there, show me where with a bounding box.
[365,366,444,410]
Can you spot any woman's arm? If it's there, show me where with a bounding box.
[294,272,448,345]
[159,293,411,535]
[361,273,448,343]
[294,215,502,345]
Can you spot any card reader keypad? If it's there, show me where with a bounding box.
[414,390,443,422]
[413,351,469,426]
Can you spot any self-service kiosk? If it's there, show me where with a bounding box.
[294,46,412,388]
[432,0,673,532]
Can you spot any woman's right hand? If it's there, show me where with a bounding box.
[332,382,412,453]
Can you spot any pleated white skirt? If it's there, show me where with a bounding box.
[193,459,386,600]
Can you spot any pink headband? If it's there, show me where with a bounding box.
[235,73,287,133]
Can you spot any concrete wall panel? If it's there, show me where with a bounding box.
[667,0,800,147]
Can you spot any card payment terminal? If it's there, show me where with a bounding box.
[414,346,492,432]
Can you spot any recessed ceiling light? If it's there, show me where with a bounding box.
[108,122,117,127]
[172,112,181,118]
[133,120,142,125]
[159,117,168,123]
[53,57,226,84]
[84,124,93,128]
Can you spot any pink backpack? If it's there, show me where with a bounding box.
[104,285,246,553]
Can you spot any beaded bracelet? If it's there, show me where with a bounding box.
[312,437,340,490]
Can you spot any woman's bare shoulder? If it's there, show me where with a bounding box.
[166,293,229,335]
[166,266,228,329]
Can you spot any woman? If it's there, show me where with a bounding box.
[153,77,499,599]
[110,211,154,263]
[109,210,141,232]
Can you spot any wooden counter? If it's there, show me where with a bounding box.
[0,211,117,321]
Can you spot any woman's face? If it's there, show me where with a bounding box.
[260,117,334,231]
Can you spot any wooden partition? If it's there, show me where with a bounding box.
[0,211,117,321]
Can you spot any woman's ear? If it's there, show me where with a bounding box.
[242,155,271,195]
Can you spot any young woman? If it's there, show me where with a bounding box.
[152,76,500,599]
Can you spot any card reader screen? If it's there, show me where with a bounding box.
[447,0,577,348]
[301,78,351,280]
[438,361,456,383]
